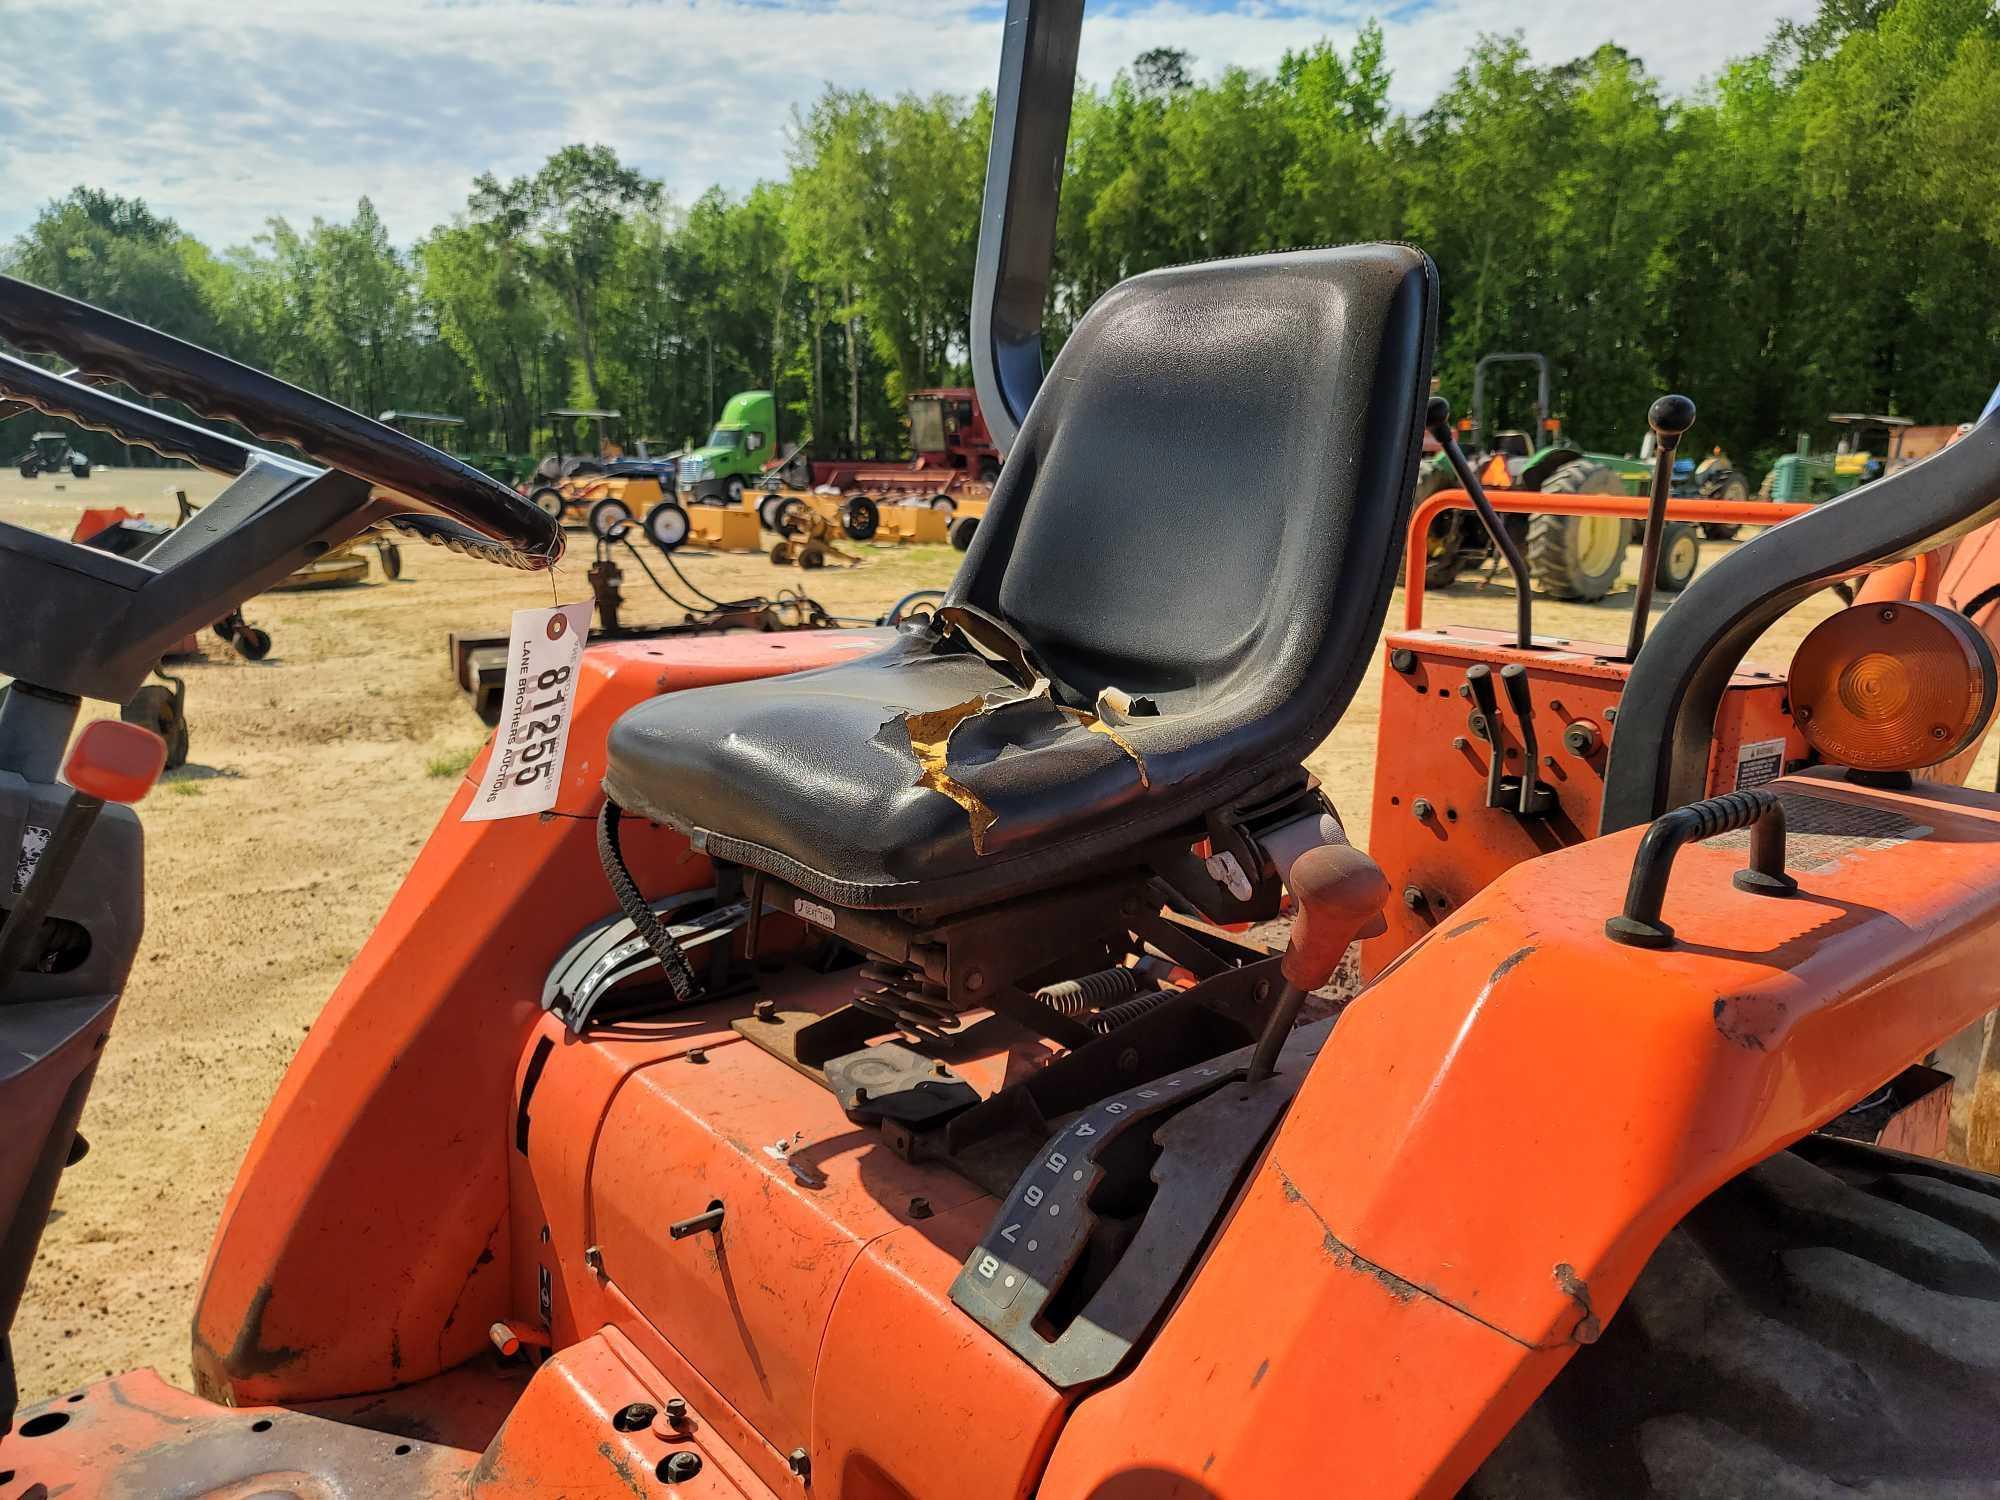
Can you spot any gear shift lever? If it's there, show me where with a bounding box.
[1245,843,1388,1082]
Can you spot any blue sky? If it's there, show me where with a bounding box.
[1,0,1818,249]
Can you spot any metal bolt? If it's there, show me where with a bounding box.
[612,1401,656,1433]
[1604,706,1619,722]
[1452,736,1469,751]
[1797,705,1814,721]
[788,1447,813,1480]
[662,1451,703,1483]
[687,1047,707,1065]
[665,1397,690,1428]
[963,968,986,994]
[1253,979,1271,1002]
[1390,648,1417,674]
[1880,606,1898,622]
[1562,721,1600,756]
[1412,798,1435,821]
[1403,886,1427,912]
[1932,724,1951,740]
[583,1245,604,1275]
[754,999,779,1022]
[908,1196,934,1220]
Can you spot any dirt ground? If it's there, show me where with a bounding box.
[7,466,1997,1403]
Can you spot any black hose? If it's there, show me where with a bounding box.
[597,800,703,1004]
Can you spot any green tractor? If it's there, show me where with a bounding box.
[1419,353,1746,601]
[1761,413,1912,503]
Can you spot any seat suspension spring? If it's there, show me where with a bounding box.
[853,960,960,1040]
[1035,965,1142,1016]
[1088,990,1170,1035]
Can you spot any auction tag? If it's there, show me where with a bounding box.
[463,601,593,822]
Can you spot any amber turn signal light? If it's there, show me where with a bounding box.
[63,719,168,804]
[1788,602,1996,771]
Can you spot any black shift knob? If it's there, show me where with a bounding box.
[1649,394,1696,440]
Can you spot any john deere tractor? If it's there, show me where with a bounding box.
[1419,353,1750,601]
[1761,412,1913,503]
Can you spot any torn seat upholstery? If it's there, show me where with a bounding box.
[603,245,1437,910]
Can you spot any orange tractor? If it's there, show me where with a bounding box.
[9,3,2000,1495]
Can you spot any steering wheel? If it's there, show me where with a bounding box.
[0,275,563,703]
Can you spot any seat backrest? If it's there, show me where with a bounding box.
[950,245,1434,743]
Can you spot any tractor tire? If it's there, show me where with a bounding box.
[725,475,747,505]
[1415,465,1465,590]
[978,460,1001,486]
[843,496,880,541]
[949,515,979,552]
[588,497,632,539]
[1701,471,1751,540]
[769,542,792,566]
[799,546,827,570]
[70,461,90,479]
[18,460,39,480]
[643,501,690,553]
[774,498,809,538]
[931,494,956,515]
[529,486,565,520]
[1466,1136,2000,1497]
[1651,523,1699,593]
[1528,461,1628,602]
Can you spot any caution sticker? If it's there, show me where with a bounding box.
[463,601,592,822]
[1733,737,1786,790]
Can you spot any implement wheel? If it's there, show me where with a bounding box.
[588,497,631,539]
[1652,522,1700,593]
[1528,461,1627,601]
[529,486,565,520]
[843,496,880,541]
[643,501,690,552]
[1468,1137,2000,1496]
[949,515,979,552]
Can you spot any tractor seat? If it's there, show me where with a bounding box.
[603,245,1437,911]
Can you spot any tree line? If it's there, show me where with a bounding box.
[5,0,1996,478]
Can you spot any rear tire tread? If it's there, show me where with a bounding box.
[1467,1138,2000,1497]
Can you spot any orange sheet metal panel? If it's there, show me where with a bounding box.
[1038,1160,1558,1499]
[191,632,883,1405]
[813,1198,1067,1500]
[1049,774,2000,1494]
[588,1034,988,1464]
[1364,627,1803,975]
[0,1362,529,1497]
[471,1328,775,1499]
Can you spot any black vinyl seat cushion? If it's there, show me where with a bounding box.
[603,244,1437,910]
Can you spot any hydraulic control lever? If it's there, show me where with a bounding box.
[1464,663,1554,817]
[1427,396,1535,651]
[1499,663,1556,817]
[1246,844,1388,1083]
[1627,394,1697,662]
[1465,664,1507,809]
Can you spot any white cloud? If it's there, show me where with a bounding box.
[0,0,1816,248]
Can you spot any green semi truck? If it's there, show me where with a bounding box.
[674,391,778,506]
